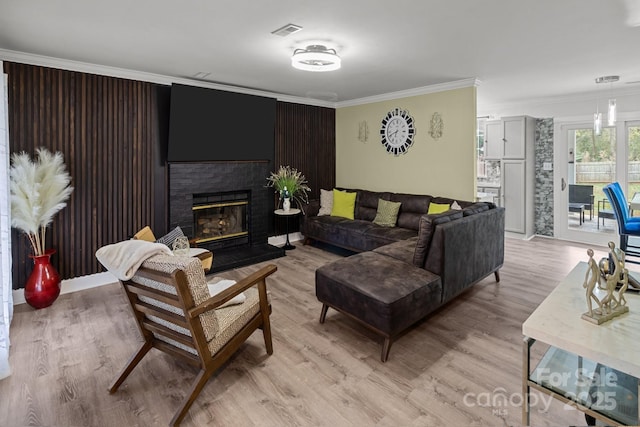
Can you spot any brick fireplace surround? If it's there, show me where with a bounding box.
[169,161,284,273]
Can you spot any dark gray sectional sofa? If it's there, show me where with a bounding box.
[303,190,458,252]
[305,188,505,361]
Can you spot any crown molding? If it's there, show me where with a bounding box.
[0,48,335,108]
[335,78,481,108]
[0,49,483,109]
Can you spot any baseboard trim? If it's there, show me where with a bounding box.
[12,236,305,306]
[12,271,118,306]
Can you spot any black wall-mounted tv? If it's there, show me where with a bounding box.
[167,84,276,162]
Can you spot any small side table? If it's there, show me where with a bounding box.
[274,208,301,250]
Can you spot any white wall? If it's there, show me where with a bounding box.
[336,87,477,202]
[0,66,12,379]
[0,69,9,295]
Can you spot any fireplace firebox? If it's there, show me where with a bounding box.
[191,191,250,250]
[193,200,248,243]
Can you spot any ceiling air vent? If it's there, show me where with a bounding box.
[271,23,302,37]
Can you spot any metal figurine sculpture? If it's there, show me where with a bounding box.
[583,248,603,317]
[619,267,630,307]
[582,242,630,325]
[601,242,621,311]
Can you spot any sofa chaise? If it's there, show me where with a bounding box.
[304,189,505,361]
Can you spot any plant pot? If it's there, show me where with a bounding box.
[24,249,61,309]
[283,198,291,212]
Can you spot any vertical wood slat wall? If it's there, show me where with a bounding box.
[4,62,163,289]
[274,102,335,235]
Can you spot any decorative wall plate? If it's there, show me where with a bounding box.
[358,121,369,143]
[429,112,443,140]
[380,108,416,156]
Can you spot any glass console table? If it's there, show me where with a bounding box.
[525,341,638,425]
[523,262,640,426]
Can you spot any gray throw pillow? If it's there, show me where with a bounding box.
[156,226,185,248]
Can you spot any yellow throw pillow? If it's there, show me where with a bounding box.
[428,202,451,214]
[331,189,357,219]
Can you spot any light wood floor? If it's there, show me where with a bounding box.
[0,237,623,426]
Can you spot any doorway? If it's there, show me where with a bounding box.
[555,119,640,245]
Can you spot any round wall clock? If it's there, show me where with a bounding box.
[380,108,416,156]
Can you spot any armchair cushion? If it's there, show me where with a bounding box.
[208,288,261,355]
[207,278,246,307]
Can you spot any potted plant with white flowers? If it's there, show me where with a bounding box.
[266,165,311,213]
[10,148,74,309]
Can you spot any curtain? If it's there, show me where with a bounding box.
[0,70,13,380]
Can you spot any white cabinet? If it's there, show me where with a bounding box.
[503,160,526,233]
[484,120,503,159]
[484,116,526,160]
[480,116,536,237]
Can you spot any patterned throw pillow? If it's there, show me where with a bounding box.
[156,226,185,248]
[373,199,402,227]
[318,188,333,216]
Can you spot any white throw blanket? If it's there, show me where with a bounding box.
[95,240,173,281]
[207,278,246,308]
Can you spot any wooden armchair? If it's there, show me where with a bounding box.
[109,254,276,426]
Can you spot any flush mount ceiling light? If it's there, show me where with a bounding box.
[291,45,341,72]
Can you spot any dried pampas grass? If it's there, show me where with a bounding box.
[10,148,73,256]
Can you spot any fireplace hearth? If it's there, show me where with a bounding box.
[169,162,284,273]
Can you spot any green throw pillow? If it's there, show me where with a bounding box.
[373,199,402,227]
[428,202,451,214]
[331,189,356,219]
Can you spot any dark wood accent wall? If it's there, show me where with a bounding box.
[274,101,335,234]
[4,62,335,289]
[4,62,167,289]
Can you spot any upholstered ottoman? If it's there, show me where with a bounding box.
[316,251,442,362]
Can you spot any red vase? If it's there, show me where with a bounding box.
[24,249,61,309]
